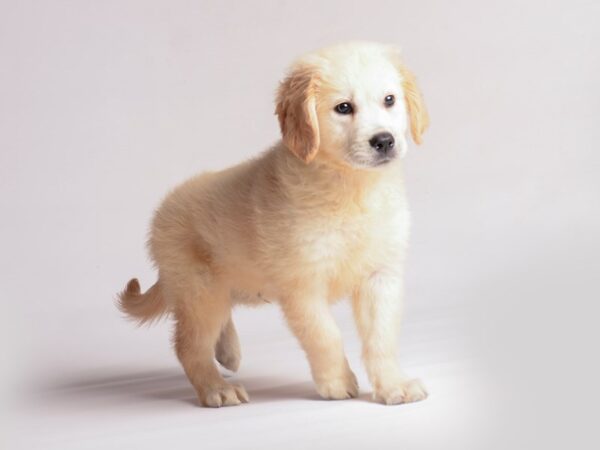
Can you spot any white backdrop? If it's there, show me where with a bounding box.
[2,1,599,449]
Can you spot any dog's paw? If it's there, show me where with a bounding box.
[315,370,359,400]
[373,378,428,405]
[197,383,249,407]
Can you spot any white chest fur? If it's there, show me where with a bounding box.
[265,174,411,293]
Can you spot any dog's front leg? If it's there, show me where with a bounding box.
[280,293,358,400]
[352,270,428,405]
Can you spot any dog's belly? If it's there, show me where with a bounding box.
[227,228,375,303]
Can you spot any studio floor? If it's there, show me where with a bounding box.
[8,303,487,449]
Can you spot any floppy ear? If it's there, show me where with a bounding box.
[397,63,429,145]
[275,64,320,163]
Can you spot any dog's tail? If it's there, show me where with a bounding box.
[117,278,167,325]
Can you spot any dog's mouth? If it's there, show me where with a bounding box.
[374,157,393,166]
[372,151,397,167]
[345,147,398,169]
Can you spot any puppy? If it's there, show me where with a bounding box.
[118,41,429,407]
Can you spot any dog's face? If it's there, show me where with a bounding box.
[276,42,429,169]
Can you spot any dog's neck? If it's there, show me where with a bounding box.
[274,142,405,206]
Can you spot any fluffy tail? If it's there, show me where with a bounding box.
[117,278,167,325]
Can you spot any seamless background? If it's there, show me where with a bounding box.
[1,1,599,449]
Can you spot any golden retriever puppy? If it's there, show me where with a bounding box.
[118,41,429,407]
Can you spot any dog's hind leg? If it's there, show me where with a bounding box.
[215,317,241,372]
[168,273,248,407]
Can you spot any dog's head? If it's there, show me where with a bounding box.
[276,42,429,169]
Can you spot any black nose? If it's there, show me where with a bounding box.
[369,132,395,154]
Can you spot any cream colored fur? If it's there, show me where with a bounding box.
[118,41,429,407]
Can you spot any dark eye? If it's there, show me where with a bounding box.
[384,95,395,107]
[334,102,353,115]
